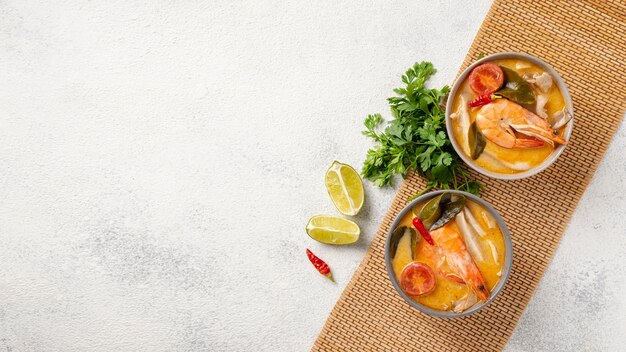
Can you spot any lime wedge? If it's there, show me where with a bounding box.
[325,161,364,216]
[306,215,360,245]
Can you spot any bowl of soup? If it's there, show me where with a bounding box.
[446,52,574,179]
[385,190,512,317]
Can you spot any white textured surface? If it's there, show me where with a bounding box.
[1,1,624,351]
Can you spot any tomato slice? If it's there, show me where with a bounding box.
[469,62,504,95]
[400,262,436,296]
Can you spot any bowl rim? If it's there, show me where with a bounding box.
[384,190,513,318]
[445,52,574,180]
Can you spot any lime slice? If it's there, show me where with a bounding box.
[325,161,364,216]
[306,215,360,245]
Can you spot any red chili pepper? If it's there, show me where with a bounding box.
[468,94,499,107]
[412,217,435,246]
[306,249,334,282]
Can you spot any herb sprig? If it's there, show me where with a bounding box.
[361,62,480,195]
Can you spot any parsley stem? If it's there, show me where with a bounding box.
[407,185,434,202]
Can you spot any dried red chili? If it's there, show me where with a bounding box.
[306,249,334,282]
[468,94,499,107]
[412,217,435,246]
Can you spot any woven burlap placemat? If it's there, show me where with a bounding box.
[312,1,625,351]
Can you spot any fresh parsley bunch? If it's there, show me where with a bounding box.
[361,62,480,195]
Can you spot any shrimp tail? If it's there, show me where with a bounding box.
[512,136,545,148]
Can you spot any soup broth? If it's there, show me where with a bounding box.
[450,58,569,174]
[391,198,505,312]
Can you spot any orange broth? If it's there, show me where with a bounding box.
[450,58,567,174]
[391,200,505,311]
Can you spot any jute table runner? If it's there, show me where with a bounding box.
[312,1,625,351]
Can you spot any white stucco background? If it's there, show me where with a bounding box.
[1,1,625,351]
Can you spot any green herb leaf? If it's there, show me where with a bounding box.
[495,66,535,105]
[468,121,487,160]
[361,62,481,195]
[430,195,467,230]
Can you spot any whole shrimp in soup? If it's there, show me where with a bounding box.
[430,224,490,301]
[476,99,566,149]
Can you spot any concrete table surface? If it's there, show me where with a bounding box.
[1,1,624,351]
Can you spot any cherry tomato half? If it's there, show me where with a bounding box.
[400,262,436,296]
[469,62,504,95]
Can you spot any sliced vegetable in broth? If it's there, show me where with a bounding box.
[389,226,418,259]
[430,195,467,231]
[388,226,405,259]
[468,121,487,160]
[494,66,535,105]
[469,63,504,95]
[400,262,436,296]
[418,193,447,229]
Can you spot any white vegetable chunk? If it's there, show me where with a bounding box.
[550,108,573,129]
[463,207,486,237]
[487,240,500,265]
[452,291,478,313]
[529,72,553,93]
[536,94,549,119]
[481,211,496,229]
[455,211,484,263]
[451,94,471,155]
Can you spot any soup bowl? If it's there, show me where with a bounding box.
[384,190,513,318]
[446,52,574,179]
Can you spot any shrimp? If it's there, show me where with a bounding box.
[476,99,567,148]
[417,238,465,284]
[430,224,490,301]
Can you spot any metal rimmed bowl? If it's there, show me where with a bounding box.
[384,190,513,318]
[445,52,574,180]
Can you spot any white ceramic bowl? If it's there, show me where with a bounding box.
[445,52,574,180]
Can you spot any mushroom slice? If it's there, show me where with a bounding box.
[528,72,553,93]
[453,94,472,155]
[549,108,573,129]
[452,291,478,313]
[536,94,549,119]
